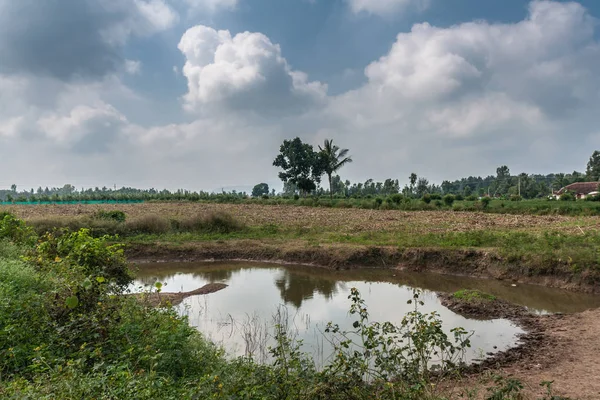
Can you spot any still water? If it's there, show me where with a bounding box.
[132,262,600,365]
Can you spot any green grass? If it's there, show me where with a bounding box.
[453,289,497,303]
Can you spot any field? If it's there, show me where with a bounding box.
[5,202,600,290]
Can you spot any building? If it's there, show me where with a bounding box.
[554,182,600,199]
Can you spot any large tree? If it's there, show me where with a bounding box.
[273,138,322,196]
[318,139,353,199]
[586,150,600,181]
[251,183,269,197]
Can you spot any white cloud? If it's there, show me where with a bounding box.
[38,104,127,147]
[100,0,179,45]
[2,1,600,190]
[178,25,327,114]
[346,0,430,16]
[125,60,142,75]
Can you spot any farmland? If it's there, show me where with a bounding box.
[6,201,600,291]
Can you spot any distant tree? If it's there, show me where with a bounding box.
[252,183,269,197]
[441,180,452,194]
[415,177,429,198]
[586,150,600,181]
[318,139,353,199]
[273,138,322,196]
[10,184,16,192]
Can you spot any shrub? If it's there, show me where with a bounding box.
[454,194,464,201]
[293,194,300,201]
[125,215,171,234]
[465,195,478,201]
[481,197,492,209]
[429,193,442,200]
[443,194,455,206]
[0,213,36,245]
[180,212,245,234]
[585,194,600,202]
[510,195,522,202]
[374,198,383,207]
[560,192,575,201]
[93,210,126,223]
[421,194,432,204]
[390,194,404,204]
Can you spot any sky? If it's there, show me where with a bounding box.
[1,0,600,192]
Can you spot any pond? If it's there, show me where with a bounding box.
[132,262,600,366]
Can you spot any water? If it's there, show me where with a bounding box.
[132,262,600,365]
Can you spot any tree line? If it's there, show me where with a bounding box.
[270,139,600,200]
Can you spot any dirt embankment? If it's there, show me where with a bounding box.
[440,293,600,400]
[132,282,227,307]
[126,240,600,293]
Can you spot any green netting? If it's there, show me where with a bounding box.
[0,200,145,205]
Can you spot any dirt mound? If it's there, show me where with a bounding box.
[132,282,228,307]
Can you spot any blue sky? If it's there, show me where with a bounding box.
[1,0,600,191]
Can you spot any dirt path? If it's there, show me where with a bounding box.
[502,309,600,399]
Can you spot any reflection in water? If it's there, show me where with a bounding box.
[132,261,600,314]
[131,262,566,365]
[274,270,344,308]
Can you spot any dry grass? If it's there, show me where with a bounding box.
[4,202,599,235]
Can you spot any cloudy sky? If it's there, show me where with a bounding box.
[1,0,600,192]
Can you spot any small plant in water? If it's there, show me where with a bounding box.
[317,288,472,399]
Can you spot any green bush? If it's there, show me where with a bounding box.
[443,194,455,206]
[560,192,575,201]
[421,194,432,204]
[93,209,126,223]
[180,212,246,234]
[126,215,171,234]
[481,197,491,209]
[510,195,522,202]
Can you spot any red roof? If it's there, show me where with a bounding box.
[556,182,600,195]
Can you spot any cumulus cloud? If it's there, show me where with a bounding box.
[323,0,600,181]
[2,0,600,190]
[37,104,127,152]
[346,0,430,16]
[178,25,327,114]
[0,0,177,80]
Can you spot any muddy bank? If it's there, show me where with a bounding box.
[438,292,563,374]
[126,240,600,293]
[131,282,228,307]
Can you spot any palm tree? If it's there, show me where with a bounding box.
[318,139,353,199]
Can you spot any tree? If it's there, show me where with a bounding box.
[318,139,353,199]
[10,184,16,192]
[252,183,269,197]
[586,150,600,181]
[416,177,429,198]
[273,138,322,196]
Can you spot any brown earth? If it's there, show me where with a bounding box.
[131,282,228,307]
[440,294,600,399]
[5,202,600,234]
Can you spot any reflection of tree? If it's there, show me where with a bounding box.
[194,269,235,282]
[274,270,339,308]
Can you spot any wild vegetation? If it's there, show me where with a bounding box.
[0,212,567,399]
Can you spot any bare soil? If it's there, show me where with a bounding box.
[441,294,600,399]
[5,202,600,234]
[131,282,227,307]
